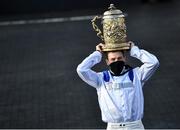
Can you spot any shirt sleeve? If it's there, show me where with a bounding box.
[76,51,102,88]
[130,45,160,85]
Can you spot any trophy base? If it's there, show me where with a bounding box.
[102,42,130,52]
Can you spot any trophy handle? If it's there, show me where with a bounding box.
[91,16,104,41]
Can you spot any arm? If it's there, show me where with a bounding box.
[130,42,160,85]
[76,44,104,88]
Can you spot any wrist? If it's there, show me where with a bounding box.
[95,50,102,55]
[96,50,102,54]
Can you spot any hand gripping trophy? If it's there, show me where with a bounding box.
[91,4,130,51]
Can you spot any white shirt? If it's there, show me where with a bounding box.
[77,45,159,123]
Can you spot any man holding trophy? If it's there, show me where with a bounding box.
[77,4,159,130]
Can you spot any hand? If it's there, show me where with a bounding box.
[96,43,105,53]
[128,41,135,49]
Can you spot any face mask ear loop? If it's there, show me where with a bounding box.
[109,69,115,75]
[120,66,126,74]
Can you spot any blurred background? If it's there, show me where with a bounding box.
[0,0,180,129]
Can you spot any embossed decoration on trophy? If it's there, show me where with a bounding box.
[91,4,130,51]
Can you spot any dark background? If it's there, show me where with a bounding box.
[0,0,179,129]
[0,0,140,15]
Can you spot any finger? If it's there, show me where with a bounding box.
[128,41,133,44]
[128,41,134,47]
[96,45,102,51]
[99,43,105,47]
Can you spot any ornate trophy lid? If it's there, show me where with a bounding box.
[103,4,125,19]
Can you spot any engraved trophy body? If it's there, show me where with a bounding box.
[91,4,130,51]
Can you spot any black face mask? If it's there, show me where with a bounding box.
[109,61,125,76]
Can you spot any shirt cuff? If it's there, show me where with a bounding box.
[94,50,102,56]
[130,45,139,56]
[91,51,102,62]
